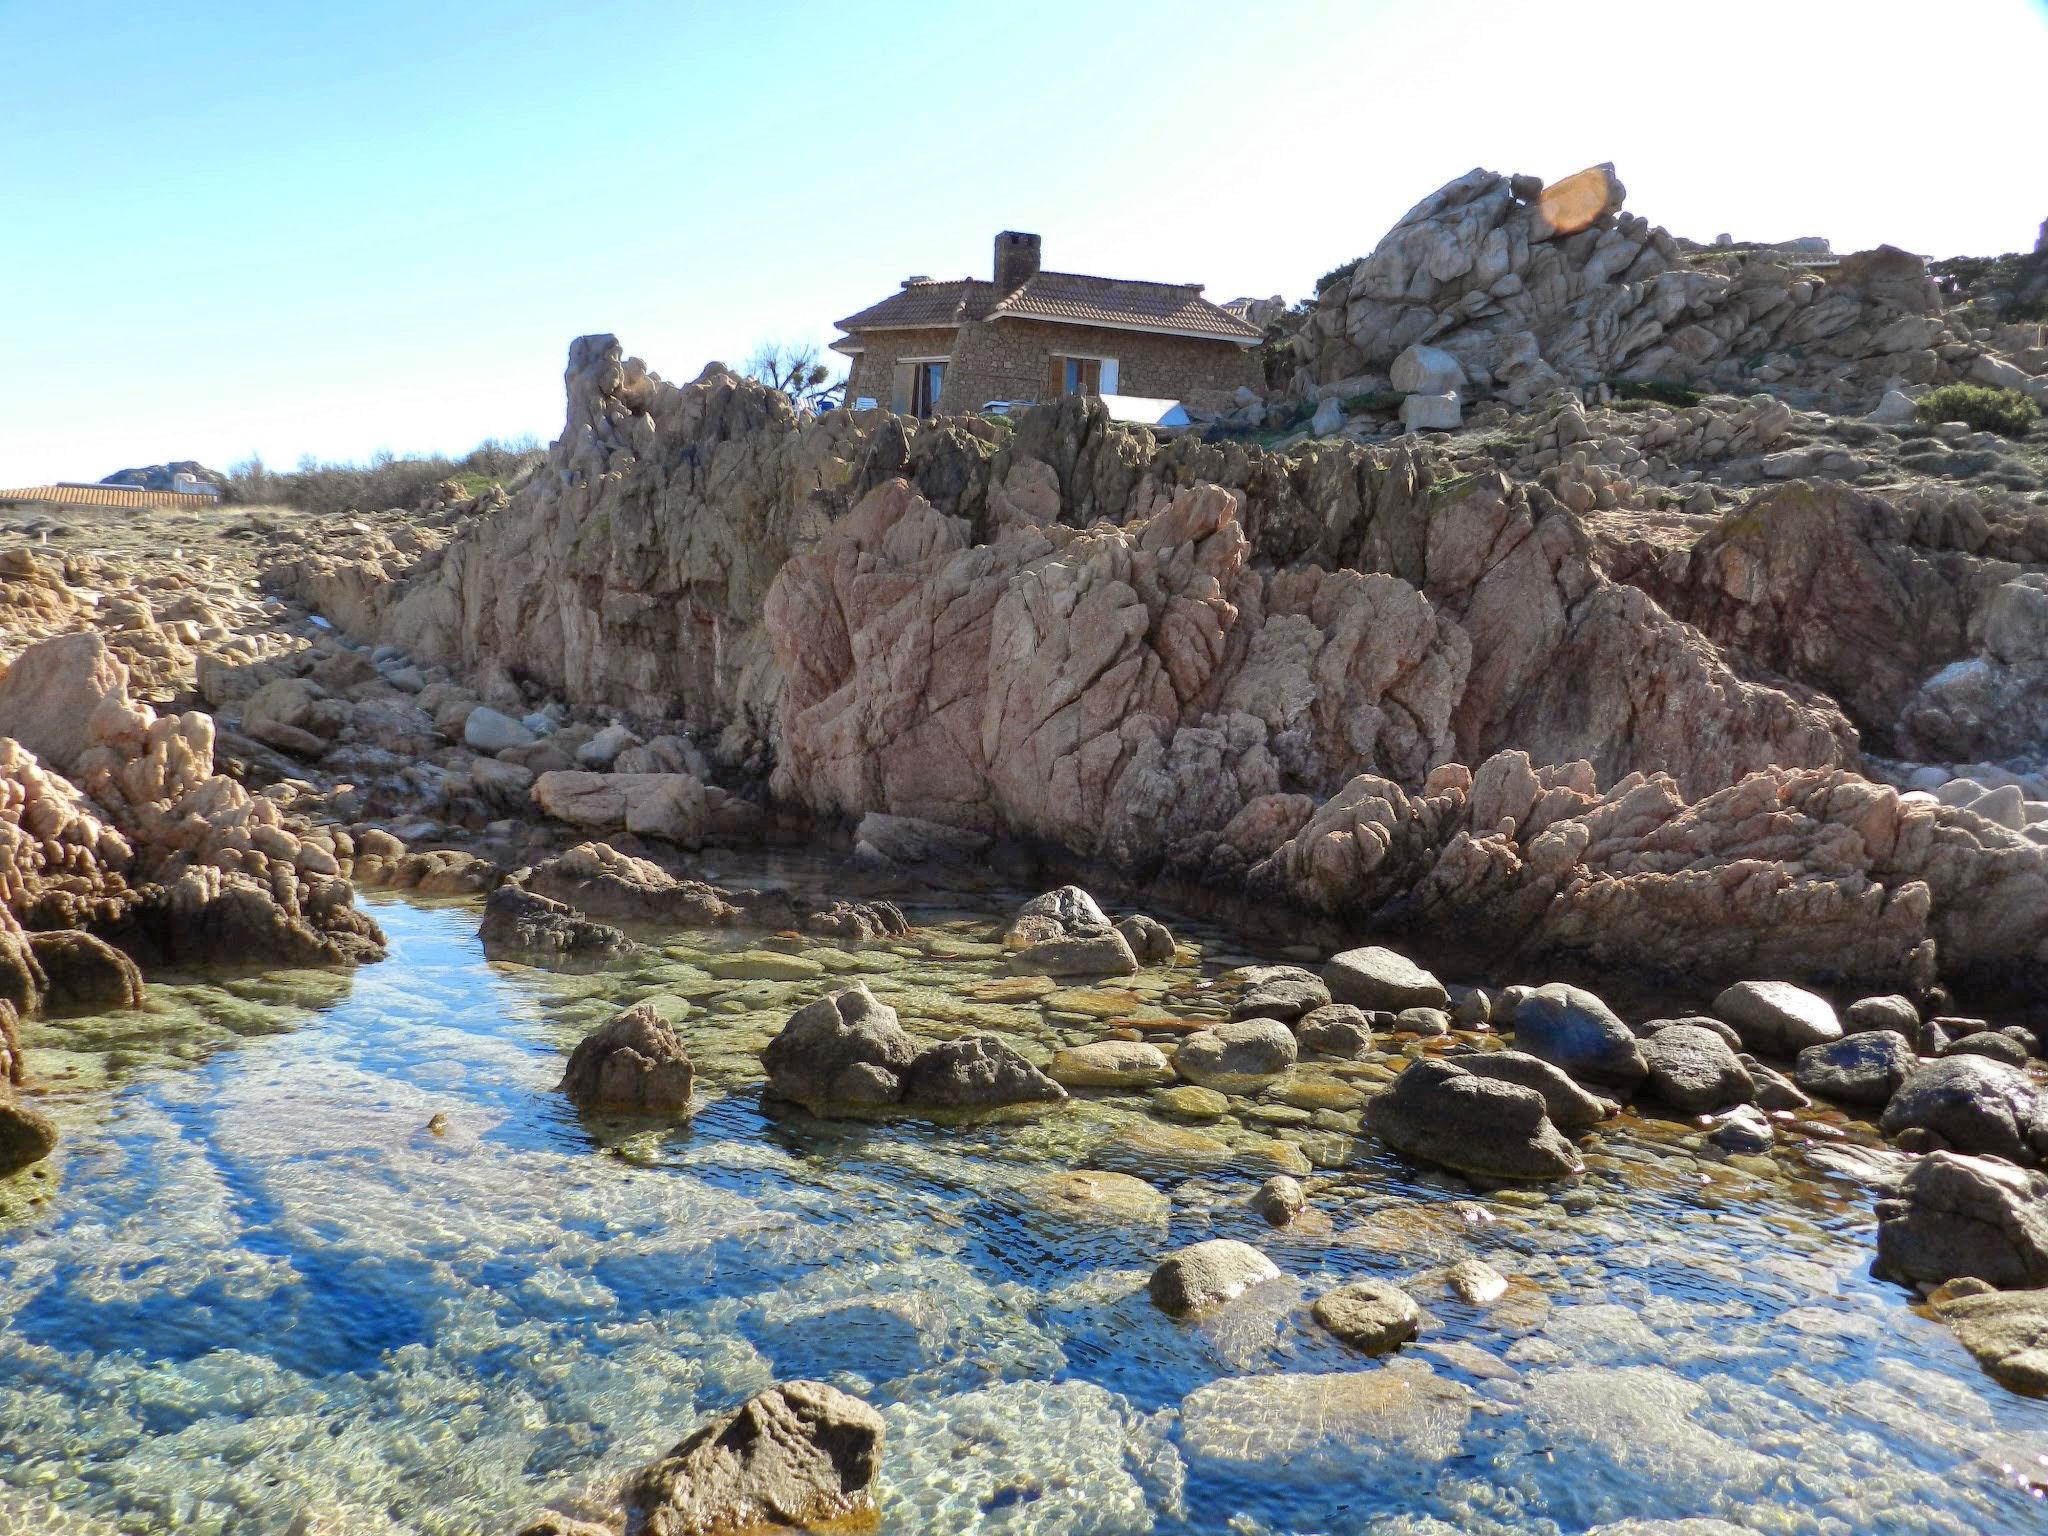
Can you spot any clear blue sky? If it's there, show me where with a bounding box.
[4,0,2045,485]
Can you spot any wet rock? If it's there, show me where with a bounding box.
[1795,1030,1916,1107]
[1745,1058,1811,1111]
[1313,1279,1421,1355]
[1845,993,1922,1039]
[624,1380,885,1536]
[1003,886,1111,947]
[1148,1238,1282,1315]
[1453,1049,1610,1131]
[1708,1104,1775,1153]
[1151,1083,1229,1120]
[1323,946,1449,1012]
[1047,1039,1175,1089]
[355,846,503,896]
[898,1036,1066,1111]
[1507,983,1646,1089]
[1228,964,1330,1022]
[1451,989,1492,1029]
[25,931,144,1013]
[1879,1056,2046,1164]
[478,886,636,969]
[1007,930,1140,978]
[1638,1013,1741,1049]
[1175,1016,1297,1093]
[1113,914,1176,964]
[1365,1058,1582,1181]
[761,983,919,1109]
[1714,980,1841,1057]
[1251,1174,1305,1227]
[1016,1169,1168,1226]
[558,1002,694,1114]
[1943,1032,2032,1067]
[1639,1024,1754,1114]
[0,1088,58,1177]
[1875,1151,2048,1289]
[1933,1288,2048,1396]
[1446,1258,1509,1305]
[1297,1003,1375,1057]
[1179,1361,1471,1479]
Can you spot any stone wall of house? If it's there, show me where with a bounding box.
[845,321,1259,414]
[941,319,1259,409]
[842,328,959,410]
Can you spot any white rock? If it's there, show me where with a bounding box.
[1935,778,1987,809]
[576,722,643,769]
[1973,783,2027,830]
[1390,344,1465,396]
[1401,391,1462,432]
[463,706,538,753]
[1865,389,1920,426]
[1971,353,2032,392]
[1310,396,1345,436]
[1904,764,1951,791]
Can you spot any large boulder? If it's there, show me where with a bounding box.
[1007,929,1139,978]
[1875,1151,2048,1289]
[1452,1049,1610,1131]
[1794,1030,1916,1108]
[625,1381,886,1536]
[26,931,145,1014]
[559,1003,694,1114]
[1506,983,1645,1089]
[1365,1058,1582,1180]
[1313,1280,1421,1355]
[478,886,636,969]
[1147,1238,1281,1315]
[1714,981,1841,1057]
[1175,1016,1298,1093]
[463,706,538,753]
[1322,947,1448,1012]
[1639,1024,1753,1114]
[761,983,920,1109]
[1879,1056,2048,1164]
[0,632,129,774]
[0,1088,58,1177]
[897,1036,1066,1111]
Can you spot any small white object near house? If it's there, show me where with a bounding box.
[1098,394,1192,433]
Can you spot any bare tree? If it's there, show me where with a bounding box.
[742,340,842,410]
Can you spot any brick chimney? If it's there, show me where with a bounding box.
[994,231,1041,293]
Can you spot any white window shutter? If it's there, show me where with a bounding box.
[1100,357,1119,394]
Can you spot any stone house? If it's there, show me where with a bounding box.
[832,231,1263,415]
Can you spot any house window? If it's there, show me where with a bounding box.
[1046,354,1119,397]
[889,357,949,416]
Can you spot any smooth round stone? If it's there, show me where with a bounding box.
[1251,1174,1306,1227]
[1312,1279,1422,1354]
[1152,1084,1230,1120]
[1100,1119,1234,1171]
[1445,1258,1509,1305]
[1047,1040,1176,1089]
[1394,1007,1451,1037]
[1298,1004,1376,1059]
[1148,1238,1282,1315]
[1017,1169,1169,1225]
[1175,1016,1298,1093]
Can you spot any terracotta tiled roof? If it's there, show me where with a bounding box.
[836,270,1261,343]
[0,484,221,509]
[835,279,997,332]
[988,272,1262,341]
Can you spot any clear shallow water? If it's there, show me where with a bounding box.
[2,873,2046,1536]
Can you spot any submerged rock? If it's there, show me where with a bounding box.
[1015,1169,1168,1226]
[1875,1151,2048,1289]
[1313,1279,1421,1354]
[1148,1238,1281,1315]
[1047,1039,1175,1089]
[624,1380,886,1536]
[558,1003,694,1114]
[1179,1361,1471,1479]
[1933,1288,2048,1396]
[1365,1058,1583,1181]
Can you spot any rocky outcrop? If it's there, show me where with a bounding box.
[1875,1151,2048,1289]
[478,886,635,968]
[558,1003,694,1114]
[1292,165,2016,408]
[624,1381,886,1536]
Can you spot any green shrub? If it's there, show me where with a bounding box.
[2006,296,2048,324]
[1915,383,2040,439]
[1314,258,1362,296]
[1609,379,1702,409]
[1340,391,1405,413]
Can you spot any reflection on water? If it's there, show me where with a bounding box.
[2,868,2046,1535]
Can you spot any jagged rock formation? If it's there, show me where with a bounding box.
[1292,165,2036,408]
[258,327,2048,989]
